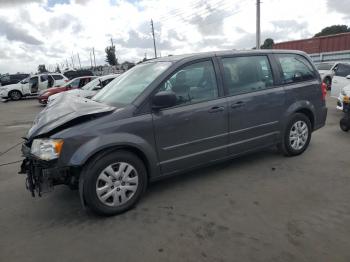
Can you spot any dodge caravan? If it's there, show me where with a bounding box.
[20,50,328,215]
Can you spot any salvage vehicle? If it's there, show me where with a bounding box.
[0,73,68,101]
[315,62,336,90]
[38,76,97,104]
[47,74,119,104]
[330,63,350,98]
[0,73,29,86]
[20,50,328,216]
[336,84,350,110]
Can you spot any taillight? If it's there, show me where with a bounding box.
[64,79,69,82]
[321,82,327,100]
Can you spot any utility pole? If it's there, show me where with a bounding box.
[71,54,75,69]
[111,38,114,47]
[151,19,157,58]
[256,0,261,49]
[66,59,69,69]
[92,47,96,68]
[90,51,93,68]
[77,53,82,69]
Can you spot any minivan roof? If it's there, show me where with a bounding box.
[144,49,308,63]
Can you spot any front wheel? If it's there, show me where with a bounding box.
[9,90,22,101]
[279,113,312,156]
[82,150,147,216]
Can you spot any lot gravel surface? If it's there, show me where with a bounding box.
[0,96,349,262]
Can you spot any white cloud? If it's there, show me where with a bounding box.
[0,0,348,73]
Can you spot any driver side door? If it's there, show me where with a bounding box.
[151,59,229,175]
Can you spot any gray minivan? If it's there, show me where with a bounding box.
[20,50,327,215]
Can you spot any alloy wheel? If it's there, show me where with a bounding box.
[289,120,309,150]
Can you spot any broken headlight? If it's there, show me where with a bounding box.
[31,139,64,161]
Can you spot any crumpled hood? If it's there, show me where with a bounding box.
[27,92,116,140]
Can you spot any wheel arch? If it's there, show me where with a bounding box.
[283,101,316,131]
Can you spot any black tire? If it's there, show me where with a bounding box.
[324,77,332,90]
[82,150,147,216]
[9,90,22,101]
[340,118,350,132]
[279,113,312,156]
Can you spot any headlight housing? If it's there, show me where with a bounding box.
[31,139,64,160]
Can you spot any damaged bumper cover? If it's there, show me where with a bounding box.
[19,143,75,197]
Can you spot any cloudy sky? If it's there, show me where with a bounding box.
[0,0,349,73]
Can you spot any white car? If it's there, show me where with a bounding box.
[337,84,350,110]
[0,73,68,101]
[315,62,336,90]
[47,74,120,104]
[330,63,350,98]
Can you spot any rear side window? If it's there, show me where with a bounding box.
[222,55,274,96]
[40,75,48,82]
[52,74,64,80]
[276,54,316,84]
[334,64,350,77]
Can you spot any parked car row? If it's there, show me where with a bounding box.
[0,73,68,100]
[0,73,30,86]
[315,61,350,110]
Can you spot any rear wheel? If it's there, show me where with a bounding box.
[279,113,312,156]
[82,150,147,216]
[340,118,349,132]
[9,90,22,101]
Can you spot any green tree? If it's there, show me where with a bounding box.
[105,45,118,66]
[261,38,274,49]
[37,64,48,73]
[314,25,350,37]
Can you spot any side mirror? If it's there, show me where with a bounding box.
[346,75,350,79]
[152,91,177,109]
[93,85,102,91]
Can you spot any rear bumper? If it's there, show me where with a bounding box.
[314,106,328,131]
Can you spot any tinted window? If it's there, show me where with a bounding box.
[276,54,316,84]
[68,79,80,88]
[52,74,63,80]
[334,64,350,77]
[222,56,274,96]
[159,60,218,106]
[40,75,48,82]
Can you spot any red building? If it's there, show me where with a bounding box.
[273,32,350,54]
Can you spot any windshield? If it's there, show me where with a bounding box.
[82,77,101,91]
[316,63,333,70]
[93,62,171,106]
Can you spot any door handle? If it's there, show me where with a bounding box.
[208,106,225,113]
[231,101,245,109]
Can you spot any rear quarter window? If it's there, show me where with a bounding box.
[52,75,64,80]
[276,54,316,84]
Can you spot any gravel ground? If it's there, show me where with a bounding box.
[0,95,349,262]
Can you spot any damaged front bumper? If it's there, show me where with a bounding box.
[19,143,76,197]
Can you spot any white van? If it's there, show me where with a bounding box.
[0,73,68,101]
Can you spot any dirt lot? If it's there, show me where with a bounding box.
[0,95,349,262]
